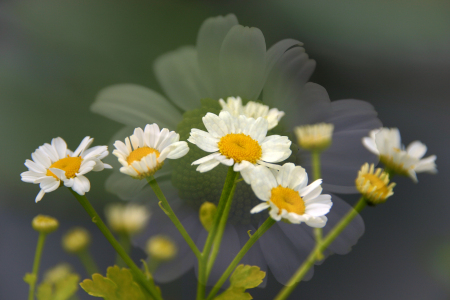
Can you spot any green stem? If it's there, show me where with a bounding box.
[28,232,47,300]
[69,189,163,300]
[275,197,367,300]
[77,249,99,275]
[147,176,201,260]
[197,167,238,300]
[206,173,239,278]
[206,217,276,300]
[311,150,324,258]
[116,233,131,267]
[311,151,321,180]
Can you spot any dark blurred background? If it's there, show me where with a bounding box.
[1,0,449,299]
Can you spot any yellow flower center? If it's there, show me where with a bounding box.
[218,133,262,163]
[46,156,82,179]
[127,147,160,165]
[362,174,391,199]
[270,185,305,215]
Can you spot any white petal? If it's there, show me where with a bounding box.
[299,179,323,197]
[250,166,276,200]
[247,117,268,143]
[250,202,270,214]
[305,216,327,228]
[161,141,189,160]
[71,176,90,195]
[406,141,427,159]
[73,136,93,157]
[188,130,219,152]
[35,190,46,203]
[52,137,68,159]
[277,163,296,188]
[196,159,221,173]
[203,112,229,138]
[25,159,46,173]
[192,153,221,165]
[362,137,379,155]
[144,123,161,148]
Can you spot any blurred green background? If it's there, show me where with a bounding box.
[1,0,449,299]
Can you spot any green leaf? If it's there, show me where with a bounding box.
[36,271,80,300]
[229,265,265,289]
[214,265,266,300]
[80,266,148,300]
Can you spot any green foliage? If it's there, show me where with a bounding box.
[36,274,79,300]
[23,273,36,285]
[214,265,266,300]
[80,266,148,300]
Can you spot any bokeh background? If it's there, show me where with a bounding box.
[1,0,449,299]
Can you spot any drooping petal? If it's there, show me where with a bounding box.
[219,25,266,100]
[91,84,182,130]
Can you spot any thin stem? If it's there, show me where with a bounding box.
[28,232,47,300]
[69,189,163,300]
[311,151,321,180]
[206,217,276,300]
[147,176,201,260]
[77,249,99,275]
[197,167,238,300]
[275,197,367,300]
[311,150,323,259]
[206,173,239,278]
[115,233,131,267]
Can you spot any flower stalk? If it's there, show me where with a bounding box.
[197,167,238,300]
[311,150,324,259]
[274,197,367,300]
[69,188,163,300]
[27,232,47,300]
[147,176,201,260]
[77,248,99,275]
[206,217,276,300]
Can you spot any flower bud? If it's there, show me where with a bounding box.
[199,201,217,232]
[32,215,59,234]
[105,203,150,235]
[294,123,334,152]
[43,264,73,284]
[146,235,177,261]
[62,227,91,254]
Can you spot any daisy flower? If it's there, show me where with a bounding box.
[92,14,370,286]
[112,124,189,179]
[355,163,396,205]
[188,111,291,178]
[219,96,284,130]
[362,127,437,182]
[21,137,111,202]
[250,163,332,227]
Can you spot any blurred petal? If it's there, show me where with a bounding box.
[219,25,266,100]
[197,14,238,99]
[91,84,182,130]
[154,46,207,111]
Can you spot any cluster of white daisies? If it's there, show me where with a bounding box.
[21,97,436,227]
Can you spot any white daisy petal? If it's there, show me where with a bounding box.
[250,202,270,214]
[203,112,229,138]
[73,136,93,157]
[196,159,221,173]
[35,190,46,203]
[299,179,323,197]
[52,137,68,159]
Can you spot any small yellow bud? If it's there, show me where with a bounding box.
[32,215,59,234]
[199,201,217,232]
[43,263,73,284]
[62,227,91,254]
[356,163,396,205]
[146,235,177,261]
[294,123,334,152]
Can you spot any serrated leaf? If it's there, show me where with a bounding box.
[229,265,265,289]
[214,265,266,300]
[80,266,148,300]
[53,274,80,300]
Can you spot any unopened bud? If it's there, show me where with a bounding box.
[356,163,396,205]
[199,201,217,232]
[105,203,150,235]
[32,215,59,234]
[294,123,334,152]
[62,227,91,254]
[146,235,177,261]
